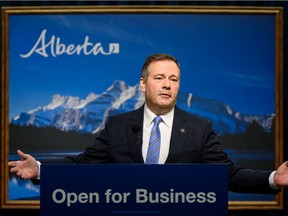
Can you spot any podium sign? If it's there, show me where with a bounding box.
[40,164,228,216]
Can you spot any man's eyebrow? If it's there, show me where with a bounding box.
[154,73,165,76]
[169,74,179,78]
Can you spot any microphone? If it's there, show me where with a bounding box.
[131,123,142,134]
[31,123,143,185]
[107,123,142,149]
[70,123,142,162]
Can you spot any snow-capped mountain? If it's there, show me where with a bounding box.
[11,80,274,135]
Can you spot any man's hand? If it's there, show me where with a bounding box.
[8,150,39,180]
[274,161,288,187]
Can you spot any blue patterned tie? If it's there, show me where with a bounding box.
[146,116,162,164]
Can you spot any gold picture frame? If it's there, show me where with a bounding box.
[1,5,284,210]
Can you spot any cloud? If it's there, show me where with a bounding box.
[220,71,274,90]
[46,15,154,46]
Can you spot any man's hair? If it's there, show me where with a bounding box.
[141,53,181,81]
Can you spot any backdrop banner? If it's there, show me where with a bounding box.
[40,164,228,216]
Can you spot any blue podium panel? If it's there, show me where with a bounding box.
[40,164,228,216]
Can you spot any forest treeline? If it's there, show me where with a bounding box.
[219,120,275,151]
[9,119,275,153]
[9,124,95,152]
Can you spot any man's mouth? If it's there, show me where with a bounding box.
[160,93,171,98]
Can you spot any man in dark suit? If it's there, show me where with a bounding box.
[8,53,288,193]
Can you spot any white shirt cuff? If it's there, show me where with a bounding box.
[36,160,41,179]
[269,171,279,190]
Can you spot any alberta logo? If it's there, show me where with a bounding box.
[20,29,120,58]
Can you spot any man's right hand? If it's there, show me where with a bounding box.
[8,150,39,180]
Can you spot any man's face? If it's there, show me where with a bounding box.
[140,60,180,115]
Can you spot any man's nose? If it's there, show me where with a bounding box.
[163,78,171,89]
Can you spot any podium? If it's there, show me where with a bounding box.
[40,164,228,216]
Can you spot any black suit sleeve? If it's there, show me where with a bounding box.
[203,120,279,194]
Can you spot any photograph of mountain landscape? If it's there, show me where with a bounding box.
[1,6,283,209]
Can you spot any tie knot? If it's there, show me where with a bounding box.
[154,116,162,125]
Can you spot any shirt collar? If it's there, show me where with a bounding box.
[144,104,174,128]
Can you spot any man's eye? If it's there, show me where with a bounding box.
[170,78,178,82]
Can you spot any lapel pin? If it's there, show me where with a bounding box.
[180,128,185,133]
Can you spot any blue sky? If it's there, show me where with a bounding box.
[8,13,276,119]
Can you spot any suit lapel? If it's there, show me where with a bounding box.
[165,106,188,163]
[126,105,189,164]
[128,106,145,163]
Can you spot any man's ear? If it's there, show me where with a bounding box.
[139,77,146,92]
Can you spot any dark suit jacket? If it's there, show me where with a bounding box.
[44,105,278,194]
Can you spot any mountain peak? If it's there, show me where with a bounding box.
[46,94,81,110]
[10,80,274,135]
[106,80,127,93]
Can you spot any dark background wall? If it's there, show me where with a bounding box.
[0,1,287,216]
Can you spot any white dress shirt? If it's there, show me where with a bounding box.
[142,104,174,164]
